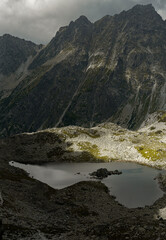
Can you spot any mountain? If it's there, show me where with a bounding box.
[0,34,42,100]
[0,4,166,137]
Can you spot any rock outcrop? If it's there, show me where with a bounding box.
[90,168,122,179]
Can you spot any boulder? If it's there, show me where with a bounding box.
[90,168,122,179]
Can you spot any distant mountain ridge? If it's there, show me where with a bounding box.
[0,4,166,137]
[0,34,42,100]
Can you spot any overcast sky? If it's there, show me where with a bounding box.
[0,0,165,44]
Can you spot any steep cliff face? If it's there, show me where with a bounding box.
[75,4,166,129]
[108,4,166,129]
[0,4,166,137]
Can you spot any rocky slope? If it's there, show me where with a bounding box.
[0,4,166,137]
[1,111,166,169]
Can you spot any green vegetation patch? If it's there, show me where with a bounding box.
[148,130,163,138]
[150,126,156,130]
[62,151,99,162]
[77,141,110,162]
[62,130,78,138]
[78,142,100,157]
[136,146,166,161]
[158,112,166,122]
[99,156,110,161]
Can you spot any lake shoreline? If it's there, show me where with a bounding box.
[9,161,165,208]
[1,157,166,239]
[1,130,166,239]
[1,123,166,171]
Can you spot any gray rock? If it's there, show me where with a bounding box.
[90,168,122,179]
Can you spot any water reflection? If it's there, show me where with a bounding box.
[10,161,165,208]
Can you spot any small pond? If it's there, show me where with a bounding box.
[10,161,165,208]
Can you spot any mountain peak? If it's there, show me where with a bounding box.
[75,15,91,25]
[116,3,163,26]
[2,33,14,39]
[131,3,154,11]
[1,34,23,42]
[1,34,37,45]
[0,34,38,75]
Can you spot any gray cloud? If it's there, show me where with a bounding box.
[0,0,165,44]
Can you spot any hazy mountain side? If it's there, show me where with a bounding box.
[29,16,92,70]
[0,56,34,100]
[0,53,88,137]
[0,16,93,137]
[0,4,166,136]
[0,34,42,100]
[0,34,41,75]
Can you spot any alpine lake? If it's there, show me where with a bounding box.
[10,161,165,208]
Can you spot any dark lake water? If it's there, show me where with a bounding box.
[10,161,165,208]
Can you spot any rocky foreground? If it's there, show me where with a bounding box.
[0,112,166,239]
[1,147,166,239]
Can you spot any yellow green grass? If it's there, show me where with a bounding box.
[136,145,166,161]
[77,141,109,161]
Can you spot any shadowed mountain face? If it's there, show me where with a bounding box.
[0,4,166,137]
[0,34,39,75]
[0,34,41,101]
